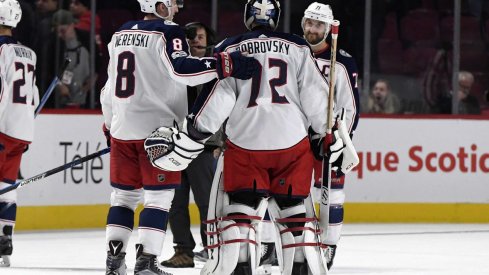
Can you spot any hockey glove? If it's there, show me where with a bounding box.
[308,127,325,161]
[324,127,345,164]
[215,51,258,80]
[102,124,111,148]
[144,123,204,171]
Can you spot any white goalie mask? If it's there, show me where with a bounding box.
[0,0,22,28]
[301,2,334,46]
[137,0,176,21]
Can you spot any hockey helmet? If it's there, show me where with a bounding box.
[137,0,179,21]
[244,0,281,31]
[302,2,333,45]
[0,0,22,28]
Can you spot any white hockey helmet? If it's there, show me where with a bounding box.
[301,2,334,45]
[137,0,176,21]
[0,0,22,28]
[244,0,281,31]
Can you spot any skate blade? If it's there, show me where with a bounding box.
[0,255,10,267]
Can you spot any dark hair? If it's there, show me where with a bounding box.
[184,22,216,47]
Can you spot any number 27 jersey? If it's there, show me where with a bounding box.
[191,30,330,150]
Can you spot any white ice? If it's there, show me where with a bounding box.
[1,224,489,275]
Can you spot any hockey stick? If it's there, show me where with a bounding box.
[34,58,71,116]
[0,147,110,196]
[319,20,340,243]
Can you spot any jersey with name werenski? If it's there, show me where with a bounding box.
[0,36,39,142]
[314,48,360,134]
[101,19,218,140]
[190,29,329,150]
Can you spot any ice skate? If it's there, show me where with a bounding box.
[134,244,172,275]
[325,245,337,270]
[105,240,127,275]
[0,235,12,267]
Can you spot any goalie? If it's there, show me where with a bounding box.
[145,1,349,274]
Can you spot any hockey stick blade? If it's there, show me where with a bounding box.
[35,58,71,117]
[0,147,110,196]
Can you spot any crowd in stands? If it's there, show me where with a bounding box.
[11,0,489,114]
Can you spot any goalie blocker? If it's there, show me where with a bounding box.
[144,122,204,172]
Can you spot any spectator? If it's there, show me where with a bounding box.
[161,22,220,268]
[363,79,402,114]
[436,71,481,114]
[52,10,90,108]
[69,0,102,52]
[33,0,58,107]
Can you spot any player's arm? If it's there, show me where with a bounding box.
[100,43,114,131]
[185,78,237,141]
[334,55,360,134]
[0,47,12,120]
[299,49,329,134]
[161,27,257,86]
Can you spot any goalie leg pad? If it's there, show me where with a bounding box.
[268,197,327,275]
[202,189,267,275]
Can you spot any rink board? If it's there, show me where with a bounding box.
[13,113,489,230]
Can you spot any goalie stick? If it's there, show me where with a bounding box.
[319,20,340,244]
[0,147,110,196]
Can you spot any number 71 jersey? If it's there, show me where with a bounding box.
[190,29,330,151]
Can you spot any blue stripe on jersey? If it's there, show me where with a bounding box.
[143,184,180,190]
[139,207,169,231]
[329,204,344,224]
[110,182,136,190]
[1,178,16,185]
[0,35,18,47]
[214,29,309,54]
[0,202,16,221]
[107,206,134,230]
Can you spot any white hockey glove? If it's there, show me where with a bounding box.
[144,123,204,172]
[331,108,360,175]
[323,127,345,164]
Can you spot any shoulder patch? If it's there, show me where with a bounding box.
[164,20,178,26]
[339,49,351,57]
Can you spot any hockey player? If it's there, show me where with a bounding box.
[144,0,346,274]
[302,2,360,270]
[0,0,40,267]
[100,0,258,274]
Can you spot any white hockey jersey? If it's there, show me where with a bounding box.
[189,30,330,151]
[314,48,360,134]
[101,19,219,141]
[0,36,39,142]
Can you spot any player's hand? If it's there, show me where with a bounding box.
[215,51,259,80]
[102,124,111,148]
[324,127,345,164]
[308,127,324,161]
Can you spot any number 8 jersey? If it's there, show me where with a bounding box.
[0,36,39,142]
[101,19,219,141]
[190,29,330,150]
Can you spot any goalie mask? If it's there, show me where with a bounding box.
[302,2,334,47]
[244,0,281,31]
[0,0,22,28]
[137,0,180,21]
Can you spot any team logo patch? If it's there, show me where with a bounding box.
[339,49,352,57]
[157,174,166,182]
[171,51,188,59]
